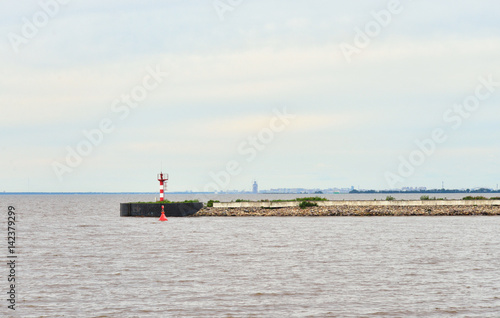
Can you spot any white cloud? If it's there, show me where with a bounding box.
[2,0,500,191]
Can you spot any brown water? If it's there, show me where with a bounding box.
[1,195,500,317]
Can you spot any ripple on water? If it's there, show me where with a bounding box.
[6,195,500,317]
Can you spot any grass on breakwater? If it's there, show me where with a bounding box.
[227,196,328,203]
[207,197,329,207]
[294,197,328,201]
[463,196,500,200]
[299,201,318,209]
[420,195,446,200]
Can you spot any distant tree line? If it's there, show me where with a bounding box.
[350,188,499,194]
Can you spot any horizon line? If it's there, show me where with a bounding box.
[0,188,499,195]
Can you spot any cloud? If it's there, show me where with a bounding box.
[2,0,500,191]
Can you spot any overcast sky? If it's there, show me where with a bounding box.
[1,0,500,192]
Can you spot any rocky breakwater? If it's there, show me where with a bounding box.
[192,205,500,217]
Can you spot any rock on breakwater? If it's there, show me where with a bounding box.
[192,205,500,217]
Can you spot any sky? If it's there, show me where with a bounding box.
[1,0,500,192]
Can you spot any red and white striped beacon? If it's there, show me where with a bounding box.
[157,172,169,202]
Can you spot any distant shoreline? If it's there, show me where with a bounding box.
[1,191,499,195]
[0,192,208,195]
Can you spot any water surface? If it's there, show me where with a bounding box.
[1,195,499,317]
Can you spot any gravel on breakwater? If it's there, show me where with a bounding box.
[192,205,500,217]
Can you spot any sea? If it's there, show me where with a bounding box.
[1,193,499,317]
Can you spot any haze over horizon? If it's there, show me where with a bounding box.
[1,0,500,192]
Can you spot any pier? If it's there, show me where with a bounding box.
[212,200,500,208]
[194,200,500,217]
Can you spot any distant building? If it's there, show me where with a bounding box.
[402,187,427,192]
[252,181,258,194]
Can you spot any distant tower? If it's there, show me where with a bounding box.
[157,172,169,201]
[252,180,258,194]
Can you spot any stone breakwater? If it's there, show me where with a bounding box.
[192,205,500,217]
